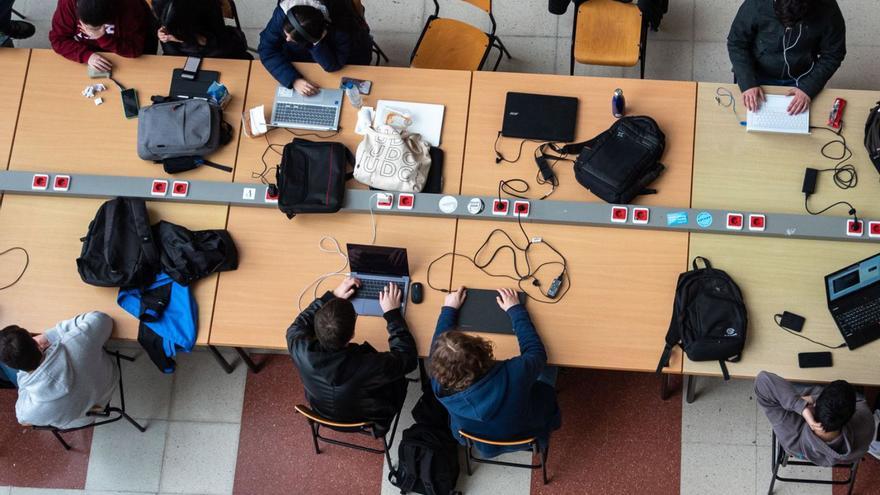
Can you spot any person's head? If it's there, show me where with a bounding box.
[428,331,495,393]
[283,5,328,44]
[314,298,357,351]
[0,325,42,372]
[154,0,225,45]
[814,380,857,432]
[76,0,115,28]
[773,0,814,27]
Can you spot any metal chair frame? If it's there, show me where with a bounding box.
[767,430,860,495]
[461,433,549,485]
[569,2,648,78]
[296,405,401,468]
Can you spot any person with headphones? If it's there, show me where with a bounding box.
[727,0,846,115]
[258,0,373,96]
[152,0,251,60]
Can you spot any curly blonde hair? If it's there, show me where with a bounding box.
[428,331,494,393]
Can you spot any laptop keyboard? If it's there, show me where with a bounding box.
[836,300,880,335]
[274,103,337,128]
[358,279,405,300]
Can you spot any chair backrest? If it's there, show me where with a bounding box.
[294,404,370,429]
[458,430,535,447]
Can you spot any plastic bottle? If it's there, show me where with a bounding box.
[344,82,363,109]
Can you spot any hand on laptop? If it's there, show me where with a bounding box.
[742,87,765,112]
[294,78,320,97]
[786,88,811,115]
[333,276,360,300]
[379,283,402,313]
[444,286,467,309]
[496,288,520,312]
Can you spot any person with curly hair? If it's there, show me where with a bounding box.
[427,287,560,458]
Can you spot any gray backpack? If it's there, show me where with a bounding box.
[137,99,222,161]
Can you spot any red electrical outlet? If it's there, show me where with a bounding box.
[171,181,189,197]
[869,221,880,238]
[151,180,168,196]
[264,186,279,203]
[492,199,509,216]
[847,219,864,237]
[632,207,649,224]
[53,175,70,191]
[748,214,765,231]
[513,200,530,217]
[31,174,49,190]
[376,193,393,209]
[726,213,744,230]
[398,193,414,210]
[610,206,627,223]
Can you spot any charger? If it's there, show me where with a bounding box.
[802,168,818,195]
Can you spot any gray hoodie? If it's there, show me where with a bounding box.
[755,371,874,467]
[15,312,118,429]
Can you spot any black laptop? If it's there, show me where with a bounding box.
[501,92,579,142]
[168,68,220,99]
[457,289,527,334]
[824,252,880,350]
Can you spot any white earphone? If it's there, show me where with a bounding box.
[774,0,814,87]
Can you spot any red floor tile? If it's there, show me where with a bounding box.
[233,354,384,495]
[0,388,92,488]
[530,370,683,495]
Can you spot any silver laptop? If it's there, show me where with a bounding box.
[270,86,342,131]
[347,244,410,317]
[746,95,810,135]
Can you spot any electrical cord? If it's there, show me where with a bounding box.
[497,143,569,200]
[714,87,746,126]
[493,132,544,164]
[809,125,858,189]
[0,247,28,291]
[773,314,845,350]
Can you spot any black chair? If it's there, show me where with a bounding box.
[294,404,400,467]
[32,351,146,450]
[460,430,550,485]
[767,430,860,495]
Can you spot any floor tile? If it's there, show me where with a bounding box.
[233,0,277,29]
[554,36,625,78]
[492,36,557,75]
[833,455,880,495]
[839,0,879,47]
[458,450,533,495]
[169,350,247,423]
[159,422,241,495]
[232,355,383,495]
[827,45,880,91]
[366,0,425,35]
[680,442,756,495]
[756,444,832,495]
[623,40,693,81]
[756,400,773,448]
[85,420,168,493]
[693,0,741,42]
[10,489,84,495]
[0,488,9,495]
[369,31,424,68]
[693,41,733,84]
[110,350,174,421]
[11,0,56,22]
[492,0,560,38]
[682,377,757,446]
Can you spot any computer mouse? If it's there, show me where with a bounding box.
[410,282,424,304]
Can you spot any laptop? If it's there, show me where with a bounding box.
[169,69,220,100]
[347,244,410,317]
[270,86,342,131]
[501,92,578,142]
[824,252,880,350]
[457,288,527,334]
[746,95,810,135]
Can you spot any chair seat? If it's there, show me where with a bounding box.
[459,430,536,447]
[411,18,490,71]
[574,0,642,67]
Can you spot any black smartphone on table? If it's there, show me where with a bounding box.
[798,352,832,368]
[121,88,139,119]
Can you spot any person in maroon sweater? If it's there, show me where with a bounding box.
[49,0,156,72]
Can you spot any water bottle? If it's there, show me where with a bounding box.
[344,82,363,109]
[612,88,626,118]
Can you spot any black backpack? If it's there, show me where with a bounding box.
[77,197,160,288]
[656,257,748,380]
[561,116,666,204]
[275,138,354,219]
[153,221,239,286]
[865,101,880,175]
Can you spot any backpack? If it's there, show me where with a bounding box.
[656,257,748,380]
[275,138,354,219]
[137,99,225,161]
[561,116,666,204]
[865,101,880,175]
[153,221,239,286]
[76,197,161,288]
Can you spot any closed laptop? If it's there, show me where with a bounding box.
[501,92,579,143]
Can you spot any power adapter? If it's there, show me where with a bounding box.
[802,168,818,195]
[546,275,564,298]
[535,155,556,182]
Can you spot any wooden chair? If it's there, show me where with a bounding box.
[569,0,647,78]
[410,0,511,71]
[294,404,400,467]
[767,431,860,495]
[459,430,549,485]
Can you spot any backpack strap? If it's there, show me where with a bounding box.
[692,256,712,270]
[719,361,731,381]
[418,449,437,495]
[101,199,121,269]
[556,134,601,155]
[395,444,419,493]
[128,199,160,268]
[656,274,685,374]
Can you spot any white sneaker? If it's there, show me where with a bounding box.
[869,410,880,461]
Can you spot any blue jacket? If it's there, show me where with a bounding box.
[430,305,561,458]
[117,272,198,359]
[257,4,373,89]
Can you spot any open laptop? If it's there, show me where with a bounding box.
[824,252,880,350]
[746,94,810,135]
[270,86,342,131]
[501,92,578,142]
[347,244,410,317]
[457,288,527,334]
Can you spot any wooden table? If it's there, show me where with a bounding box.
[687,83,880,385]
[452,72,697,372]
[209,63,472,354]
[0,49,29,169]
[0,50,250,344]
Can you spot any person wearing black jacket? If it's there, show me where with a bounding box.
[286,277,417,433]
[152,0,251,60]
[728,0,845,115]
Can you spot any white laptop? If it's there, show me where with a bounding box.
[270,86,343,131]
[746,94,810,135]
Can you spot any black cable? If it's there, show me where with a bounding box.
[0,247,29,291]
[809,125,857,190]
[493,132,543,164]
[804,196,857,222]
[773,314,846,350]
[496,143,568,201]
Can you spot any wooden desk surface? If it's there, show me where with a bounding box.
[688,83,880,384]
[0,49,29,170]
[209,63,471,353]
[461,71,696,207]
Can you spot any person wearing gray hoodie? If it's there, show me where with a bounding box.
[0,311,118,429]
[755,371,874,467]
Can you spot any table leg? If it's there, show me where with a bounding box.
[660,373,672,400]
[235,347,263,374]
[685,374,697,404]
[208,345,235,374]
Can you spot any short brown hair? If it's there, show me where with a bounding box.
[428,331,494,393]
[0,325,42,372]
[314,298,357,351]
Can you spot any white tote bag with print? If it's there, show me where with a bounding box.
[354,124,432,192]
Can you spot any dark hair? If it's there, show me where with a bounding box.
[283,6,327,44]
[428,331,495,393]
[153,0,226,46]
[76,0,115,27]
[0,325,42,372]
[773,0,814,27]
[814,380,857,432]
[314,298,357,351]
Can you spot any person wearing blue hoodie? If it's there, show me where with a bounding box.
[258,0,372,96]
[428,287,561,458]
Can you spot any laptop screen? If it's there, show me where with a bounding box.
[826,253,880,302]
[347,244,409,277]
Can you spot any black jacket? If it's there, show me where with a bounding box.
[548,0,668,31]
[727,0,845,98]
[286,292,418,431]
[160,26,252,60]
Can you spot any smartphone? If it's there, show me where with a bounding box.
[121,88,139,119]
[341,77,372,95]
[798,352,832,368]
[182,57,202,80]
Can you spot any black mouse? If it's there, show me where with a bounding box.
[410,282,424,304]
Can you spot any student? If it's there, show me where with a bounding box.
[152,0,251,60]
[287,277,417,432]
[0,0,35,46]
[49,0,157,72]
[428,287,561,458]
[755,371,873,467]
[0,312,118,429]
[727,0,846,115]
[258,0,373,96]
